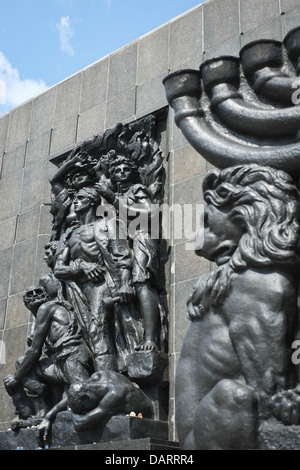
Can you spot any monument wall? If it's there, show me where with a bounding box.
[0,0,299,444]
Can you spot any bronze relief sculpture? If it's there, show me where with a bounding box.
[3,115,168,446]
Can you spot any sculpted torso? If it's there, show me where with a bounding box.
[68,224,100,263]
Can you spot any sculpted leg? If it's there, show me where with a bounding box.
[191,379,259,450]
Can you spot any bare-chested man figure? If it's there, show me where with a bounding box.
[3,283,91,442]
[67,369,154,432]
[53,186,140,372]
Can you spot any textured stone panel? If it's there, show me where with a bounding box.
[240,0,280,33]
[0,217,17,251]
[203,0,239,51]
[80,58,109,114]
[26,131,51,166]
[29,87,56,140]
[50,118,77,155]
[281,0,300,11]
[174,242,210,284]
[137,25,169,85]
[0,171,22,221]
[9,239,37,295]
[283,7,300,34]
[20,161,45,213]
[203,35,241,62]
[0,297,7,330]
[77,104,106,143]
[107,43,137,99]
[106,87,136,128]
[2,144,25,177]
[0,114,9,154]
[241,16,283,45]
[170,278,196,353]
[0,247,13,298]
[173,145,207,185]
[169,6,203,70]
[136,73,168,117]
[5,102,32,152]
[5,293,30,330]
[39,204,52,236]
[53,74,81,125]
[1,325,29,384]
[16,206,41,243]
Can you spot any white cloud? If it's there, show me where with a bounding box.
[57,16,75,56]
[0,51,48,112]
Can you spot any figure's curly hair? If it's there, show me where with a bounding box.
[109,153,141,191]
[76,186,102,205]
[193,164,300,312]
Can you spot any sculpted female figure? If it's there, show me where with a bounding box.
[176,164,300,449]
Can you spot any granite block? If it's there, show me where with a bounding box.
[29,88,56,140]
[80,58,109,114]
[0,114,9,154]
[281,0,300,12]
[136,73,168,118]
[203,0,239,51]
[9,239,36,295]
[16,206,40,243]
[0,216,17,250]
[169,6,203,70]
[50,118,77,155]
[137,25,169,85]
[240,0,280,34]
[77,103,106,143]
[107,43,137,100]
[26,131,51,166]
[5,293,30,330]
[5,102,32,153]
[53,74,81,125]
[0,248,13,298]
[106,87,136,129]
[2,144,26,177]
[241,16,283,46]
[0,297,7,330]
[20,161,45,213]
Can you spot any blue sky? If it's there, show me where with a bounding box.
[0,0,204,116]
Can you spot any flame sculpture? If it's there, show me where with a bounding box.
[163,26,300,175]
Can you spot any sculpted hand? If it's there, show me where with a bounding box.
[37,417,52,445]
[265,389,300,425]
[3,374,18,392]
[72,151,91,169]
[118,285,135,304]
[79,261,104,282]
[94,181,115,204]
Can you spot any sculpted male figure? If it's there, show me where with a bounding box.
[3,284,91,440]
[54,186,138,372]
[175,164,300,449]
[67,369,154,432]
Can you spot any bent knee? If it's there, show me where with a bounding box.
[213,379,256,409]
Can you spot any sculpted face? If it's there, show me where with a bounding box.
[195,203,244,265]
[73,191,92,214]
[114,163,132,184]
[44,247,55,268]
[23,286,49,310]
